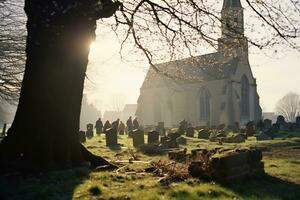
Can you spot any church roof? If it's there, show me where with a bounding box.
[141,52,239,89]
[223,0,242,8]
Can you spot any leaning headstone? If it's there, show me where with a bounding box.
[263,119,272,130]
[105,128,118,146]
[148,130,159,144]
[86,123,94,139]
[186,127,195,137]
[79,131,86,143]
[198,129,210,139]
[132,129,144,148]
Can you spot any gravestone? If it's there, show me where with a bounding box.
[233,122,240,133]
[86,123,94,139]
[176,136,187,145]
[276,115,289,130]
[256,120,264,131]
[160,136,179,149]
[186,127,195,137]
[271,123,280,133]
[240,128,246,134]
[105,128,118,146]
[79,131,86,143]
[128,130,134,138]
[246,121,255,136]
[256,133,272,141]
[178,120,188,135]
[263,119,272,130]
[198,129,210,139]
[160,136,169,144]
[168,132,181,142]
[296,116,300,128]
[132,129,144,148]
[156,122,166,136]
[276,115,285,124]
[148,130,159,144]
[217,124,226,130]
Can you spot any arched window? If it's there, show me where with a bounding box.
[199,88,210,121]
[241,75,249,119]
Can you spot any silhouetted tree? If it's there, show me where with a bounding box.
[276,92,300,122]
[0,0,25,101]
[0,0,121,170]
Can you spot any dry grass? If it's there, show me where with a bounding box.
[1,134,300,200]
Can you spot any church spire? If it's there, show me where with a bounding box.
[222,0,242,8]
[218,0,248,58]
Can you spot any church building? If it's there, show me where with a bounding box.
[136,0,262,127]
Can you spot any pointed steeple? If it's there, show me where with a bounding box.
[218,0,248,59]
[223,0,242,8]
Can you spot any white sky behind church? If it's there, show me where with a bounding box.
[85,1,300,113]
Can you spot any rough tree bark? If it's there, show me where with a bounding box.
[0,0,120,171]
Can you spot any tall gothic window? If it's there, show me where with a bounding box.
[241,75,250,118]
[199,88,210,121]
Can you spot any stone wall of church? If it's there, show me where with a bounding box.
[137,61,261,128]
[137,79,229,127]
[231,61,261,126]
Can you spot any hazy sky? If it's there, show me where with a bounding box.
[84,1,300,113]
[84,27,300,113]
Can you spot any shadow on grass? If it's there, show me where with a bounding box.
[222,174,300,200]
[0,167,91,200]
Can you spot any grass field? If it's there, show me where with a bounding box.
[1,133,300,200]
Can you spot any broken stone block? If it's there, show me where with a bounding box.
[188,148,264,181]
[138,143,164,155]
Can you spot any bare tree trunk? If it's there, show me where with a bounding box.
[0,0,119,171]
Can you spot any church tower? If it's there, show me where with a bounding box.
[218,0,248,59]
